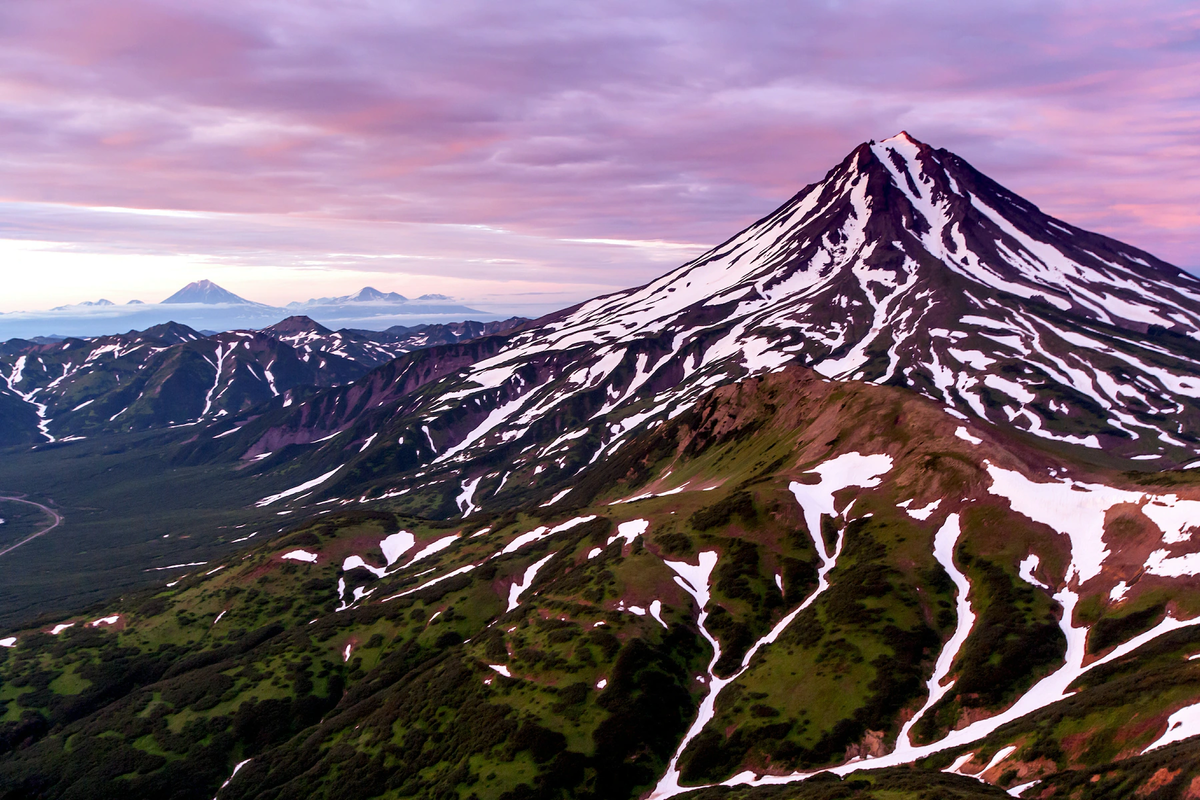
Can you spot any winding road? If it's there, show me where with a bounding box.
[0,495,62,557]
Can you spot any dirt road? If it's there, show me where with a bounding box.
[0,495,62,557]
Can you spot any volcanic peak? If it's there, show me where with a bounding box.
[162,279,256,305]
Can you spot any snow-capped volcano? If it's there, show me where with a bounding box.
[521,130,1200,454]
[470,132,1200,455]
[281,286,486,322]
[239,132,1200,499]
[289,287,408,307]
[162,279,259,305]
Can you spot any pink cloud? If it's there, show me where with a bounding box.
[0,0,1198,310]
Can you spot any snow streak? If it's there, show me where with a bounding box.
[650,452,893,799]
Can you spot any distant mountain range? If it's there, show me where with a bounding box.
[0,315,527,445]
[289,286,408,306]
[0,280,495,340]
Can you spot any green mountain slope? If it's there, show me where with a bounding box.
[4,367,1200,799]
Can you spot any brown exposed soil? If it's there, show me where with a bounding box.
[843,728,888,760]
[1136,766,1181,796]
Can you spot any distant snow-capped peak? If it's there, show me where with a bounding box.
[288,287,409,308]
[162,279,258,305]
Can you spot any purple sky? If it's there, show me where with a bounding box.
[2,0,1199,316]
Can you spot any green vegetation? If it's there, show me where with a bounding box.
[911,514,1066,743]
[2,366,1200,799]
[0,500,709,799]
[0,500,52,552]
[679,512,946,781]
[1089,602,1165,655]
[0,426,324,628]
[953,625,1200,794]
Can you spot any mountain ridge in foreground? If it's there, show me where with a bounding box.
[5,365,1200,799]
[3,134,1200,799]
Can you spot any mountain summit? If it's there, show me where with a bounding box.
[237,131,1200,496]
[347,286,406,303]
[288,286,408,307]
[162,279,256,305]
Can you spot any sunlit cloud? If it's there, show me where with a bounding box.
[1,0,1198,318]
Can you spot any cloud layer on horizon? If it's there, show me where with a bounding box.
[1,0,1198,312]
